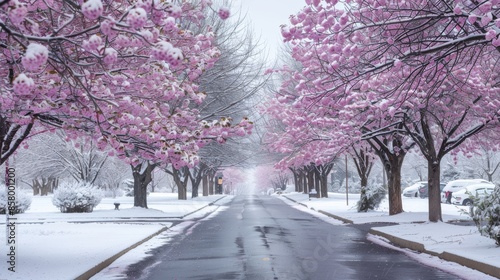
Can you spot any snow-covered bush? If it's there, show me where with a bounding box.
[357,185,387,212]
[0,186,32,214]
[468,186,500,245]
[52,182,103,213]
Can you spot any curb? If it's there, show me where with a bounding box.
[283,195,354,224]
[181,195,227,218]
[440,251,500,278]
[369,228,500,278]
[282,194,308,208]
[75,197,226,279]
[317,210,354,224]
[368,228,430,255]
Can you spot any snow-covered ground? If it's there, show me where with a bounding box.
[0,193,230,280]
[1,192,499,280]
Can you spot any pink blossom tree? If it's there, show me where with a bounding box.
[0,0,253,207]
[254,165,291,194]
[221,167,244,194]
[270,0,500,221]
[262,61,346,198]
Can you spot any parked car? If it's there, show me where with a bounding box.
[402,182,427,198]
[440,179,491,203]
[451,183,496,206]
[417,182,446,198]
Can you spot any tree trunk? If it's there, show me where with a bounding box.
[202,175,208,196]
[385,158,403,215]
[0,116,34,166]
[290,168,299,192]
[40,178,49,196]
[189,163,208,198]
[298,170,304,193]
[35,177,58,196]
[173,167,189,200]
[366,135,410,216]
[427,159,443,222]
[313,166,321,198]
[191,184,200,198]
[319,174,328,198]
[192,184,199,198]
[51,177,58,193]
[352,147,374,210]
[32,179,40,196]
[306,166,314,195]
[311,164,331,198]
[208,171,215,195]
[131,162,155,208]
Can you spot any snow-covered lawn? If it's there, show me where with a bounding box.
[280,192,500,280]
[0,193,229,280]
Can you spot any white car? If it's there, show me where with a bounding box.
[451,183,496,206]
[402,182,427,198]
[440,179,490,203]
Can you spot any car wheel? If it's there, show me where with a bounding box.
[414,192,418,198]
[463,199,473,206]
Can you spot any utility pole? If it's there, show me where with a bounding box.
[345,154,348,206]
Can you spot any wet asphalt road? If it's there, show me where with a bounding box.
[126,195,462,280]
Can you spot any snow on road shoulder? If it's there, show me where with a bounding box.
[0,222,168,280]
[368,234,499,280]
[371,222,500,269]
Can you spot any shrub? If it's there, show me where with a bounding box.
[52,182,103,213]
[0,186,32,214]
[357,185,387,212]
[468,186,500,245]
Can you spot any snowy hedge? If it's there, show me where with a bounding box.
[357,185,387,212]
[468,186,500,245]
[0,186,32,214]
[52,182,103,213]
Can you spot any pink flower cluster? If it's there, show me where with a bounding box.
[13,73,35,95]
[485,27,500,47]
[164,17,177,31]
[218,7,230,20]
[21,43,49,72]
[168,4,182,18]
[127,8,148,30]
[100,20,117,37]
[103,48,118,64]
[136,0,153,12]
[151,41,184,66]
[8,0,28,25]
[81,0,103,21]
[82,35,103,52]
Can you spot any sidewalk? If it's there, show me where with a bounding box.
[281,193,500,279]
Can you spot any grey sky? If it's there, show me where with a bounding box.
[237,0,305,60]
